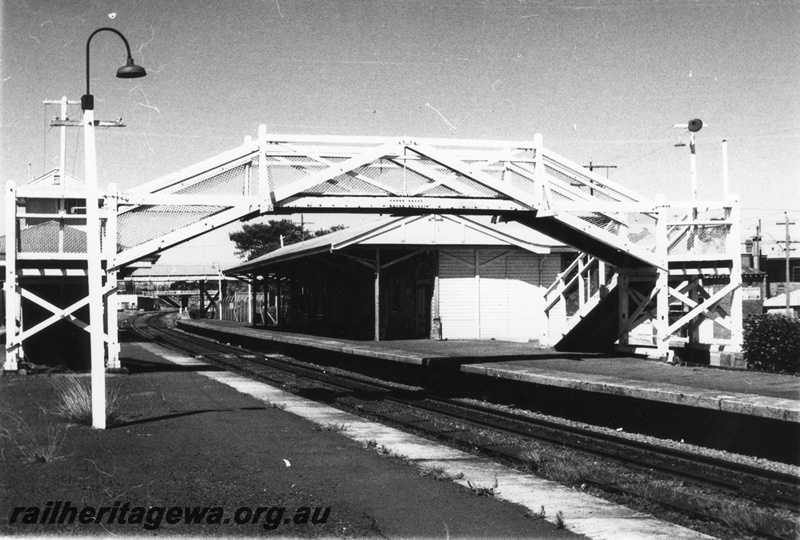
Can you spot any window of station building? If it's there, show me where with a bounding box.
[792,266,800,282]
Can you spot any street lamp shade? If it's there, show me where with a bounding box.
[116,56,147,79]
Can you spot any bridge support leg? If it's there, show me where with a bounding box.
[4,182,22,372]
[655,204,673,362]
[729,195,743,351]
[105,185,120,370]
[654,269,672,361]
[3,277,22,372]
[106,270,121,369]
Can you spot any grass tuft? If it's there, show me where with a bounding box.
[467,475,498,497]
[420,465,455,481]
[0,411,68,464]
[527,506,546,520]
[317,423,348,433]
[265,400,287,411]
[50,375,123,426]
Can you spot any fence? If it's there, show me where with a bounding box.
[220,292,277,325]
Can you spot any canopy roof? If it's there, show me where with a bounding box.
[225,214,570,276]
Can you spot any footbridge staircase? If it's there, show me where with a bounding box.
[4,127,742,372]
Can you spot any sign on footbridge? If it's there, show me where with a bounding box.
[4,124,742,390]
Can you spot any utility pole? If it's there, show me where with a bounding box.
[753,220,762,272]
[296,214,314,240]
[583,159,617,178]
[581,160,616,196]
[777,213,796,317]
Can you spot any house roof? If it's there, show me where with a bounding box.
[25,168,85,190]
[760,242,800,260]
[225,214,570,275]
[763,289,800,309]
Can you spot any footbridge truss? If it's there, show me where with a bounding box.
[4,126,742,372]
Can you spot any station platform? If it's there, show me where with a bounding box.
[177,319,800,424]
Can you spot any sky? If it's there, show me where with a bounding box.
[1,0,798,269]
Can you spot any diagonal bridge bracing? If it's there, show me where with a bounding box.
[4,125,742,372]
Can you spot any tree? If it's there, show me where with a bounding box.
[229,220,347,261]
[314,224,347,237]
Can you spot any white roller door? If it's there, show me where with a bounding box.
[439,248,545,342]
[478,250,509,340]
[507,252,544,343]
[439,249,478,339]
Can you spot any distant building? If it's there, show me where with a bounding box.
[745,237,800,298]
[763,290,800,318]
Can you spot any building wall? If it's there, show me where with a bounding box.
[761,257,800,297]
[438,248,556,343]
[238,247,566,344]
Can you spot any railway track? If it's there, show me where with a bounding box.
[125,311,800,539]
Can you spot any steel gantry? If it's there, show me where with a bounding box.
[4,126,743,377]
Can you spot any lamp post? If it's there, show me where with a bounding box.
[82,27,146,429]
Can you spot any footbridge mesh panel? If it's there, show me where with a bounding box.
[117,158,257,252]
[263,152,510,199]
[117,205,227,250]
[263,155,333,192]
[16,217,104,254]
[172,163,251,196]
[413,156,505,198]
[667,207,731,258]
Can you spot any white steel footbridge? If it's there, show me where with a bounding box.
[4,125,742,375]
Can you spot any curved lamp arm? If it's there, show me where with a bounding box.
[82,27,146,110]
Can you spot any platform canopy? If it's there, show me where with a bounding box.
[225,214,571,276]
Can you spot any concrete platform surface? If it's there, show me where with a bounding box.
[178,320,800,423]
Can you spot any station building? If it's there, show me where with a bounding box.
[225,214,577,344]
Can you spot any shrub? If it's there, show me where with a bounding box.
[743,314,800,373]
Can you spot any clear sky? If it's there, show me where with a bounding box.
[1,0,798,268]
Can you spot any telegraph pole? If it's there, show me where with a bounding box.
[296,214,314,240]
[777,213,796,317]
[583,159,617,178]
[581,160,616,196]
[754,220,762,271]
